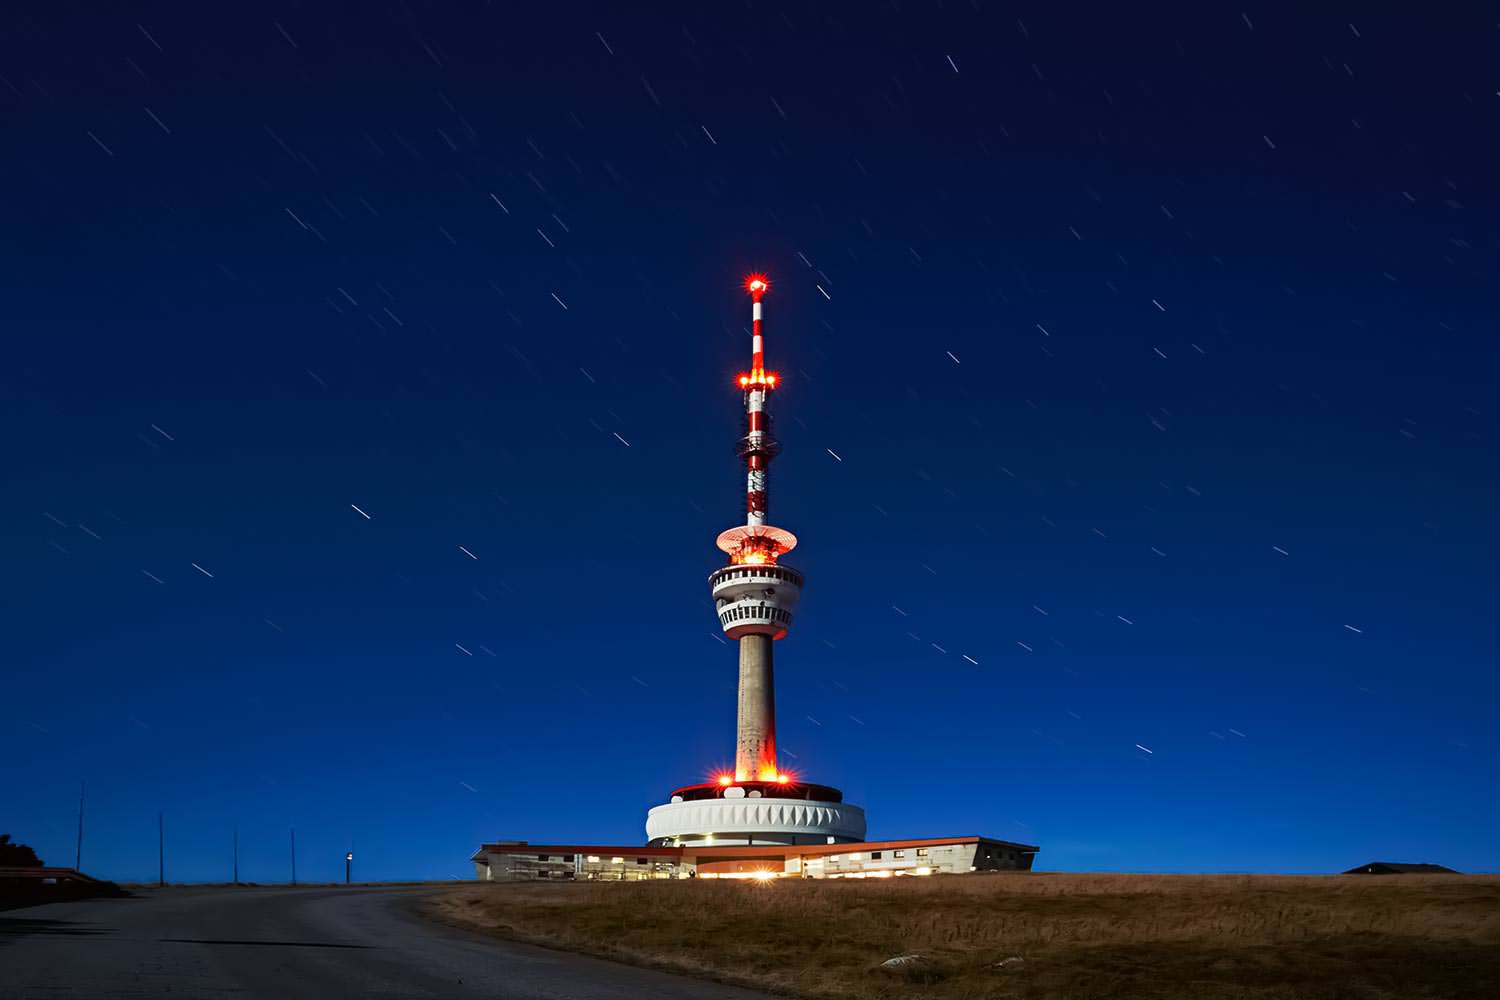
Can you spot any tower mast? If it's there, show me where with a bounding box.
[713,275,800,782]
[643,270,865,849]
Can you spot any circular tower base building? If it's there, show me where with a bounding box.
[645,780,866,847]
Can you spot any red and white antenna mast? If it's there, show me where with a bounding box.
[742,274,777,529]
[717,274,796,564]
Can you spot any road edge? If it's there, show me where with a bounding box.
[407,886,799,998]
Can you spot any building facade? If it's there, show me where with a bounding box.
[472,836,1038,882]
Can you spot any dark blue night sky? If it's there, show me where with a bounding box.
[5,5,1497,881]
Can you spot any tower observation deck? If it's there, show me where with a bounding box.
[645,274,866,847]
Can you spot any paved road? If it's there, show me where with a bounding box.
[0,886,774,999]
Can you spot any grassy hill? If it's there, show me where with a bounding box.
[430,872,1500,999]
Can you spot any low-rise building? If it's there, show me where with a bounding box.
[471,835,1038,882]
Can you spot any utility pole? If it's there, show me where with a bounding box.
[74,782,85,872]
[290,828,297,886]
[158,812,165,887]
[345,851,353,885]
[233,827,239,885]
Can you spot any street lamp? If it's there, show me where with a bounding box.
[345,851,353,885]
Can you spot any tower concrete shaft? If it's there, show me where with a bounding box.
[735,633,776,781]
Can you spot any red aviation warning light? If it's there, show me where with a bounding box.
[743,273,770,298]
[736,371,779,391]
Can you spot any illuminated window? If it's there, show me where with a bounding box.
[586,855,600,863]
[611,857,624,864]
[916,848,928,857]
[893,850,905,858]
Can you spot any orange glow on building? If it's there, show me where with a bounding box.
[726,532,787,566]
[716,774,733,786]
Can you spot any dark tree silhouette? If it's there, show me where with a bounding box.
[0,834,44,867]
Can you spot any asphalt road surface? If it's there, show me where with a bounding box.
[0,886,774,999]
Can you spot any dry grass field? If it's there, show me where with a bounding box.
[428,873,1500,999]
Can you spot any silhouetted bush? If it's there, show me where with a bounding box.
[0,834,43,867]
